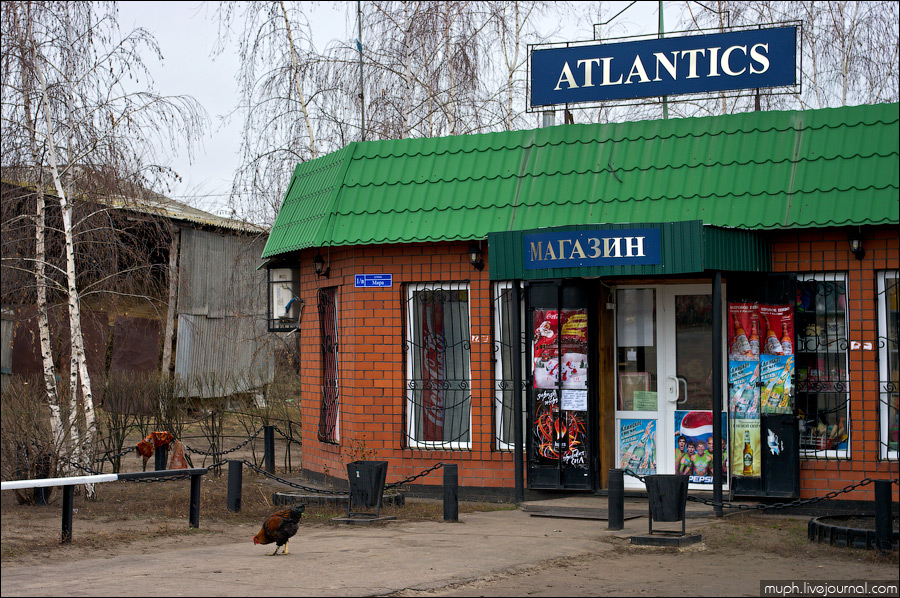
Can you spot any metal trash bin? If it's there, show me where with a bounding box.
[645,474,689,535]
[346,460,388,517]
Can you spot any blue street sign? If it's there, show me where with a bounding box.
[531,26,796,107]
[355,274,393,288]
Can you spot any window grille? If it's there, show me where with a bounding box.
[492,282,526,450]
[877,270,899,460]
[404,283,471,449]
[795,273,850,460]
[318,287,339,443]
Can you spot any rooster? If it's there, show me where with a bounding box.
[253,504,304,556]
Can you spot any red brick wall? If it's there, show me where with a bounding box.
[294,242,512,491]
[292,227,898,501]
[770,227,899,501]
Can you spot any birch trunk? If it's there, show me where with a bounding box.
[13,2,67,473]
[280,0,317,158]
[32,28,96,493]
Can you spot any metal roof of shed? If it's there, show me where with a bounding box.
[262,102,899,260]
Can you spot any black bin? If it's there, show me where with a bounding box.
[347,460,388,517]
[645,474,689,535]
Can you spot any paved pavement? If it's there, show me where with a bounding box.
[0,494,726,597]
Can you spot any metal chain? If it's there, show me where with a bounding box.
[273,424,302,446]
[622,469,896,512]
[385,462,444,490]
[239,460,349,495]
[183,426,264,456]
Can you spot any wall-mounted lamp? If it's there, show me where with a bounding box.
[313,253,330,277]
[467,243,484,271]
[848,231,865,260]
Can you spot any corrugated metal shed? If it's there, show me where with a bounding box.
[262,102,899,259]
[175,228,273,398]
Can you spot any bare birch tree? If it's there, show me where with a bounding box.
[1,1,206,484]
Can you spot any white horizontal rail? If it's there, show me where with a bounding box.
[1,474,119,490]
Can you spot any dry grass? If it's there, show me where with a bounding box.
[0,471,514,563]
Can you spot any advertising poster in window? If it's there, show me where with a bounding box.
[729,302,759,361]
[674,411,727,484]
[618,419,656,475]
[759,304,794,355]
[731,418,761,477]
[533,389,588,467]
[532,309,587,389]
[729,360,760,418]
[760,354,794,414]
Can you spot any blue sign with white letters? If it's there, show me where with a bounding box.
[524,228,661,270]
[531,27,796,107]
[355,274,393,288]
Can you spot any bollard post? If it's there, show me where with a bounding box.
[608,468,624,531]
[61,485,74,543]
[189,472,201,528]
[874,479,892,553]
[264,425,275,473]
[227,459,243,512]
[155,445,168,471]
[443,463,458,522]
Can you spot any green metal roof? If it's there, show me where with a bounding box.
[262,102,899,259]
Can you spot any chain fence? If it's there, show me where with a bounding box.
[623,468,900,513]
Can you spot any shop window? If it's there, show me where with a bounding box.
[795,273,849,459]
[317,287,339,443]
[877,271,899,460]
[404,283,471,449]
[493,281,525,450]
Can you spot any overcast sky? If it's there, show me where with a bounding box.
[116,1,659,216]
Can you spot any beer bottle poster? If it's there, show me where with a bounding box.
[674,411,726,484]
[759,304,794,355]
[618,419,657,476]
[760,354,794,414]
[532,309,587,389]
[731,418,761,477]
[728,302,759,361]
[729,360,760,418]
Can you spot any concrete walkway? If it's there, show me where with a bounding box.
[0,495,726,597]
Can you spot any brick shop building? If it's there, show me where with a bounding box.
[261,102,898,505]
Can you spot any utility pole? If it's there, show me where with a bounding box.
[358,0,365,141]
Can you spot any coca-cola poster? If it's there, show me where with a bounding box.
[728,302,759,361]
[759,304,794,355]
[532,309,587,389]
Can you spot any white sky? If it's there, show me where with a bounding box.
[116,1,661,216]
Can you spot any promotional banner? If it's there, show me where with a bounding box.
[618,419,657,476]
[729,302,759,361]
[729,360,760,418]
[532,309,587,389]
[674,410,728,484]
[760,354,794,414]
[732,418,761,477]
[759,304,794,355]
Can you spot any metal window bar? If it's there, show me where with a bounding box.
[795,273,850,460]
[318,287,339,443]
[877,271,899,460]
[492,282,527,451]
[404,283,472,449]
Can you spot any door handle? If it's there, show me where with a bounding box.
[667,375,679,404]
[676,377,688,405]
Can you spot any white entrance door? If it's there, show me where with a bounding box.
[616,284,727,489]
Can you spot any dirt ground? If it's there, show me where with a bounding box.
[2,477,898,597]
